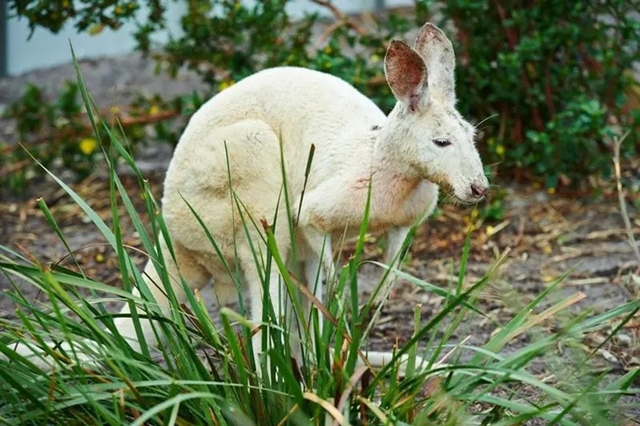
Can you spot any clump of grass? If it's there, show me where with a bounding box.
[1,50,639,426]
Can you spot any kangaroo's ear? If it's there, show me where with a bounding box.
[414,23,456,103]
[384,40,428,113]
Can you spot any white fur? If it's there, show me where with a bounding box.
[7,23,488,374]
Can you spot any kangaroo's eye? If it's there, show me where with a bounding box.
[433,139,452,148]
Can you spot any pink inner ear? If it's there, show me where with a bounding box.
[404,61,425,91]
[386,41,427,111]
[404,63,425,112]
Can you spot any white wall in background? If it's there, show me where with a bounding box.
[285,0,411,18]
[6,1,186,75]
[286,0,376,17]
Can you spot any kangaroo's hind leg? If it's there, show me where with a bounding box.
[114,235,213,353]
[237,225,298,373]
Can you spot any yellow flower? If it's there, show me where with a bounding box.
[324,45,332,54]
[547,187,556,195]
[496,144,505,156]
[79,138,98,155]
[218,79,235,91]
[370,54,380,62]
[525,62,537,78]
[486,225,495,235]
[149,105,160,115]
[89,23,105,36]
[110,105,120,115]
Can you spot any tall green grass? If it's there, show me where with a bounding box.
[1,52,639,426]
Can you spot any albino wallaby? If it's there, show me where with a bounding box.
[9,22,488,373]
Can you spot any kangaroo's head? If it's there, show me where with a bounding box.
[382,23,489,204]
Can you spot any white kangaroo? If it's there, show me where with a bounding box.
[8,22,488,374]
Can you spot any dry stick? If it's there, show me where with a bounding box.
[0,159,31,178]
[0,109,180,178]
[0,109,177,155]
[612,130,640,266]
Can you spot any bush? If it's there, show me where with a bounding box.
[3,0,640,190]
[439,0,640,187]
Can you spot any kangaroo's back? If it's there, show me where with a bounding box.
[187,67,385,138]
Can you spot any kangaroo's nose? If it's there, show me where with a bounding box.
[470,183,488,199]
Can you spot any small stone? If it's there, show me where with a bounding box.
[627,356,640,366]
[614,333,632,346]
[597,348,618,363]
[588,334,607,346]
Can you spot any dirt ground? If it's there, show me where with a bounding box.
[1,54,639,423]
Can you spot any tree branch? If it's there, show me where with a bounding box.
[309,0,368,35]
[0,109,180,177]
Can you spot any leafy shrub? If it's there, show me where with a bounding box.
[439,0,640,188]
[4,0,640,190]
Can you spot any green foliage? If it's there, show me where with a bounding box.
[479,188,506,222]
[436,0,640,187]
[4,0,640,191]
[10,0,165,42]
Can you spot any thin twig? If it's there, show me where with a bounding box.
[312,20,346,50]
[612,130,640,266]
[309,0,368,35]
